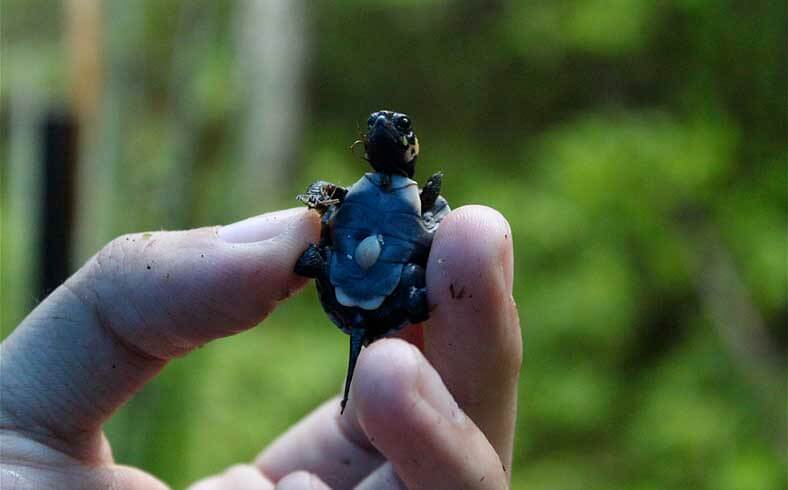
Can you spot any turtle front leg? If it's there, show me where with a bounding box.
[297,181,348,215]
[419,172,443,211]
[294,243,327,279]
[420,172,450,229]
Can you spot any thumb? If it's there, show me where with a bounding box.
[79,207,319,359]
[0,208,319,460]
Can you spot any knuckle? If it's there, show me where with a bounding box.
[76,234,143,304]
[72,235,136,305]
[95,234,140,275]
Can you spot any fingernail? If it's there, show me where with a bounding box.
[218,208,306,243]
[414,347,466,424]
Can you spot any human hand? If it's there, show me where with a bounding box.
[1,205,521,489]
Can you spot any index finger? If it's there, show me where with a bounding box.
[424,205,522,469]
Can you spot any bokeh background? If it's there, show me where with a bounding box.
[2,1,786,488]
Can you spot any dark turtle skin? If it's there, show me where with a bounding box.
[294,110,450,413]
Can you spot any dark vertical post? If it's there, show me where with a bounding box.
[38,109,78,296]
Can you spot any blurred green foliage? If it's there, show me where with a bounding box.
[1,0,786,489]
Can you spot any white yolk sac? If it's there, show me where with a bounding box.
[354,234,382,270]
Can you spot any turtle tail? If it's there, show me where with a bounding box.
[341,327,366,414]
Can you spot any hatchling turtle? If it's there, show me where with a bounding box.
[295,110,450,413]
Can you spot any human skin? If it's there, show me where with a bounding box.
[0,205,521,489]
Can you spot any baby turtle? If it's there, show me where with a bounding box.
[295,110,450,413]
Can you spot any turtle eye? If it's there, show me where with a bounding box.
[395,116,411,131]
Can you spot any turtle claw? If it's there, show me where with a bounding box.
[420,172,443,211]
[297,181,347,214]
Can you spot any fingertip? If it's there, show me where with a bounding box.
[349,339,507,490]
[218,207,318,244]
[220,208,321,314]
[425,205,520,361]
[271,207,323,271]
[274,207,322,251]
[427,205,514,306]
[352,337,467,438]
[275,471,330,490]
[352,338,422,428]
[256,208,322,302]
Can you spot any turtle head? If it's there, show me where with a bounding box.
[362,110,419,178]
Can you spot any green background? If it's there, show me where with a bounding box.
[2,1,786,488]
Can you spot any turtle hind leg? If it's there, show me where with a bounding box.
[400,264,429,323]
[341,326,366,414]
[405,287,429,324]
[294,243,326,279]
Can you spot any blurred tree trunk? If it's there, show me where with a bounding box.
[680,215,786,459]
[71,0,135,264]
[55,0,104,292]
[234,0,308,213]
[161,0,217,227]
[38,110,78,297]
[66,0,102,133]
[2,87,43,336]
